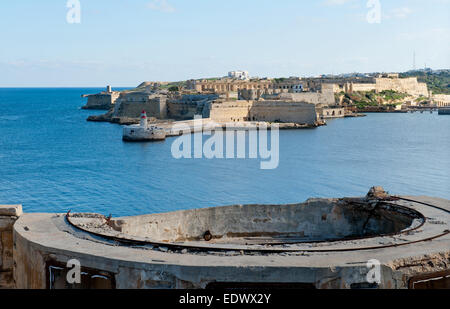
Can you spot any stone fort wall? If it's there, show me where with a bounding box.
[375,77,428,96]
[333,77,428,97]
[251,101,317,124]
[113,95,167,119]
[351,83,377,92]
[281,91,335,106]
[210,101,252,123]
[210,100,317,125]
[82,92,120,110]
[167,101,199,120]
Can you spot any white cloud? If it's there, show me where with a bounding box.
[147,0,175,13]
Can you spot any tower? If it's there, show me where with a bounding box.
[140,110,148,129]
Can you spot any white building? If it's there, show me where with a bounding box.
[228,71,250,80]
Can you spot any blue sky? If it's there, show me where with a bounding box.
[0,0,449,87]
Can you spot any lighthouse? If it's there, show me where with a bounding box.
[123,109,166,141]
[140,110,148,129]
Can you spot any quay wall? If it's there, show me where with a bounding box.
[210,100,317,125]
[322,107,345,118]
[250,101,317,124]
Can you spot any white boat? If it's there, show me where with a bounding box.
[122,111,166,141]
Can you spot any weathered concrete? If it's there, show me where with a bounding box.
[11,194,450,289]
[0,205,22,217]
[107,199,419,244]
[0,205,22,289]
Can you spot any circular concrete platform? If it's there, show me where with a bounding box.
[66,197,446,253]
[13,195,450,289]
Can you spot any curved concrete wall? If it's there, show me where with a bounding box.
[10,196,450,289]
[114,199,418,243]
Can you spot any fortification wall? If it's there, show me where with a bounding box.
[210,101,251,122]
[180,94,219,101]
[210,100,317,125]
[82,92,120,110]
[280,92,335,106]
[417,83,428,96]
[166,94,218,119]
[167,101,200,120]
[113,96,167,119]
[0,205,22,289]
[250,101,317,124]
[351,83,376,92]
[331,77,428,97]
[375,77,428,96]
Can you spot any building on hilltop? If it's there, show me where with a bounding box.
[187,77,311,94]
[228,70,250,80]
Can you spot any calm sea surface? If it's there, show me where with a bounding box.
[0,88,449,216]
